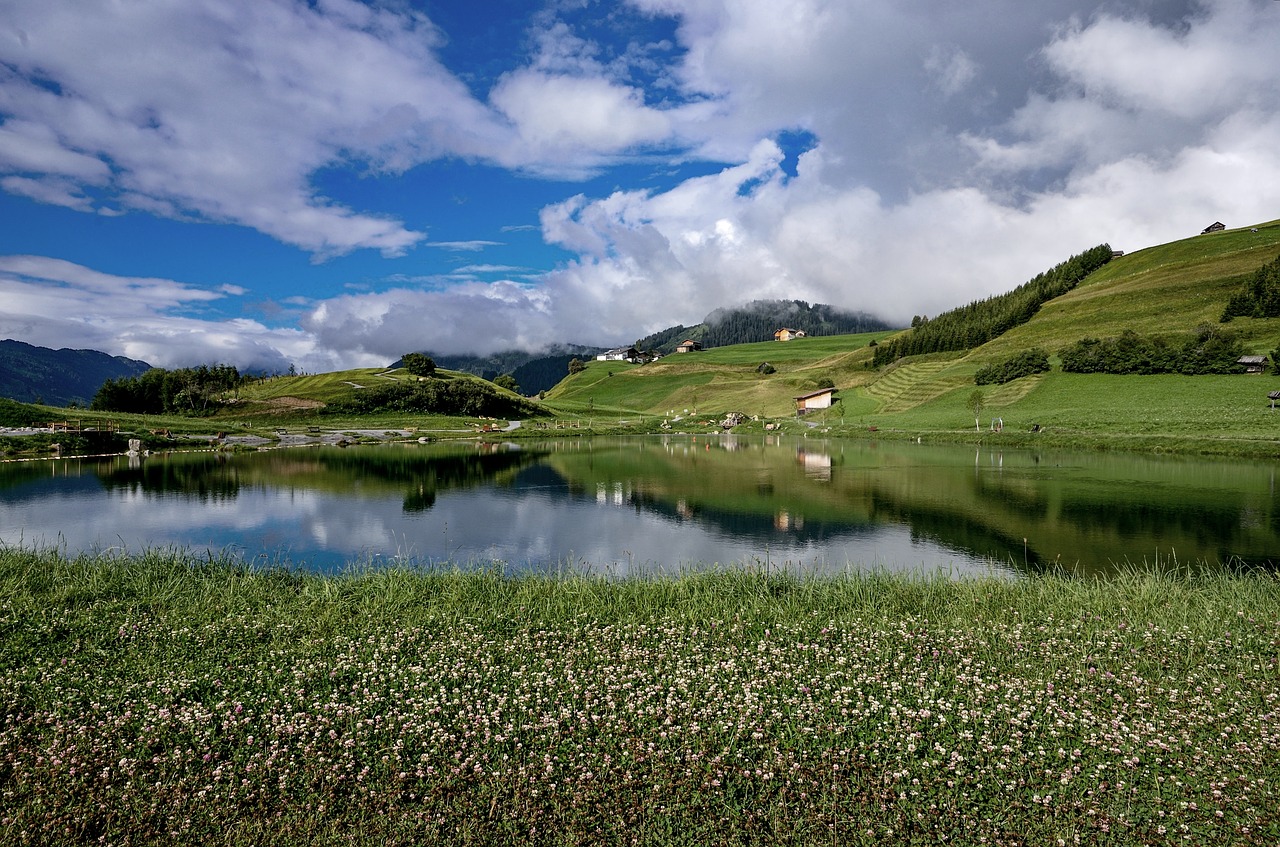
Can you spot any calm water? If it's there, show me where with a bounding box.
[2,436,1278,576]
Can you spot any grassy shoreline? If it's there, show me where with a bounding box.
[3,550,1278,845]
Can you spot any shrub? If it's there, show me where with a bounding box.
[1060,326,1245,375]
[974,349,1051,385]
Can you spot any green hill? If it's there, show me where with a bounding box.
[0,396,47,427]
[224,367,543,424]
[545,219,1280,453]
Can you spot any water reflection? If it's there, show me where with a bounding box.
[1,436,1277,575]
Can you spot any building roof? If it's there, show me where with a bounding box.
[794,387,835,401]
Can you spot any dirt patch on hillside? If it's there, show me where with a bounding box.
[252,396,326,413]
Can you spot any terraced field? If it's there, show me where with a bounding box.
[863,358,965,413]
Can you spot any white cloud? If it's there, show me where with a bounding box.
[428,241,505,252]
[491,71,673,165]
[924,45,979,98]
[505,0,1280,332]
[0,175,95,212]
[0,256,310,372]
[0,0,512,256]
[1041,3,1278,123]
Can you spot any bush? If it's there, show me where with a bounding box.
[1060,326,1245,375]
[974,349,1051,385]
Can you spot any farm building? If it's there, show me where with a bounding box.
[1238,355,1268,374]
[597,346,639,362]
[794,387,835,414]
[675,340,702,353]
[774,328,806,342]
[1201,221,1226,234]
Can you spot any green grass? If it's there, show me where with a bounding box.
[2,549,1278,845]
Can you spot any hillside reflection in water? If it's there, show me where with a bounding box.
[2,436,1277,576]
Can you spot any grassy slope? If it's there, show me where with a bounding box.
[545,331,895,418]
[544,220,1280,452]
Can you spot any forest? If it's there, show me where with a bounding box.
[91,364,245,415]
[871,244,1115,367]
[636,300,890,353]
[1220,250,1280,320]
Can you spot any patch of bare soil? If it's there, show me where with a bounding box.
[255,396,326,413]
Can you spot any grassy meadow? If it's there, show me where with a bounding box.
[2,549,1278,845]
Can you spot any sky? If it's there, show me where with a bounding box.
[2,0,1279,374]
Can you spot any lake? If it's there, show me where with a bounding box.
[2,435,1277,576]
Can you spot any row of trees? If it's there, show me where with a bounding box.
[91,365,244,415]
[873,244,1115,367]
[1059,326,1246,375]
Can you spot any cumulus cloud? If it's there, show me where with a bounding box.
[0,0,508,256]
[510,0,1280,329]
[0,256,311,372]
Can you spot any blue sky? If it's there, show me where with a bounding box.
[2,0,1279,373]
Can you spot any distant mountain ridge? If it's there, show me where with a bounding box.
[636,300,893,353]
[0,339,152,407]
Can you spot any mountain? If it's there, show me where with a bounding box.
[0,339,153,407]
[635,300,893,353]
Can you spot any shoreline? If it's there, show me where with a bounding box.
[5,420,1280,462]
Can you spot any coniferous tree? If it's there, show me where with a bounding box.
[873,244,1114,367]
